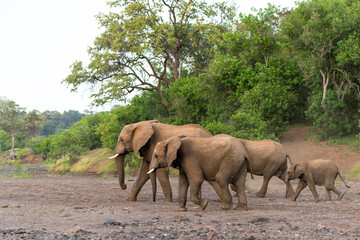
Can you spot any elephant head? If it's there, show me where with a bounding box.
[110,120,159,190]
[286,162,307,180]
[148,136,182,174]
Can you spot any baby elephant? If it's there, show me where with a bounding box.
[148,135,249,212]
[286,159,350,202]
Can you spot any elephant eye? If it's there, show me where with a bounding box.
[154,154,158,158]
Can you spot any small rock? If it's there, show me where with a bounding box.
[174,215,189,222]
[198,227,210,233]
[195,219,202,224]
[317,224,326,230]
[75,229,88,236]
[250,217,270,224]
[243,235,256,240]
[208,231,219,239]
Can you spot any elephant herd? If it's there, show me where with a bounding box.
[109,120,350,211]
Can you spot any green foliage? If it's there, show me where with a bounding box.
[306,90,359,138]
[240,80,298,136]
[347,164,360,181]
[11,173,34,179]
[70,149,114,173]
[0,130,11,152]
[168,76,209,125]
[41,110,85,136]
[97,161,116,174]
[15,148,29,160]
[99,92,168,149]
[229,111,277,140]
[124,153,142,176]
[48,157,71,173]
[63,0,235,107]
[282,0,360,138]
[28,113,106,162]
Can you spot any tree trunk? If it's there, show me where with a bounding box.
[320,70,330,107]
[10,132,16,160]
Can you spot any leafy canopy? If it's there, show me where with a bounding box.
[63,0,235,108]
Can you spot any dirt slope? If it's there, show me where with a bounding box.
[281,126,360,174]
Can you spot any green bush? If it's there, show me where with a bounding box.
[306,90,359,139]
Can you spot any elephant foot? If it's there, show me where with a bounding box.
[126,194,137,202]
[286,191,294,199]
[290,197,296,202]
[200,199,208,210]
[235,204,248,210]
[163,197,173,203]
[339,192,345,200]
[314,199,320,203]
[175,207,187,212]
[220,202,232,210]
[324,196,331,201]
[256,192,266,198]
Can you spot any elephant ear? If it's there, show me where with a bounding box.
[166,136,182,167]
[132,121,155,155]
[294,162,307,178]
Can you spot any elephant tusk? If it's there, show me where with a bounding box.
[109,154,119,159]
[147,168,155,174]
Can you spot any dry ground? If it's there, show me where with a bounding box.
[0,127,360,239]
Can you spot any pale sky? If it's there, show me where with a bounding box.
[0,0,297,113]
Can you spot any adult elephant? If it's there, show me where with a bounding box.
[110,120,212,202]
[148,135,250,211]
[238,139,295,198]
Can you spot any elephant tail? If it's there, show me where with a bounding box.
[286,154,293,166]
[338,171,350,189]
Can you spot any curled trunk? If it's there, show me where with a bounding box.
[115,154,127,190]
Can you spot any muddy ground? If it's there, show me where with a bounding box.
[0,127,360,239]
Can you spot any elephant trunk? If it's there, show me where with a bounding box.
[150,170,157,202]
[115,154,127,190]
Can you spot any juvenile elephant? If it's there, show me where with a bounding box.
[148,135,249,212]
[286,159,350,202]
[238,139,294,198]
[109,120,212,202]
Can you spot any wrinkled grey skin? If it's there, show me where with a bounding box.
[112,120,212,202]
[149,135,250,212]
[286,159,350,202]
[238,139,295,198]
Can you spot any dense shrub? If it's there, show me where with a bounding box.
[306,90,359,139]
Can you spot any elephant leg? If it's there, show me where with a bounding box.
[324,188,332,201]
[233,166,248,210]
[176,170,189,212]
[278,168,295,198]
[307,182,319,202]
[126,160,150,201]
[188,175,208,210]
[328,186,344,200]
[291,179,307,201]
[215,174,233,210]
[207,180,222,199]
[257,175,271,198]
[156,167,173,202]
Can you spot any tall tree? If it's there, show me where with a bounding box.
[0,98,26,157]
[281,0,360,104]
[63,0,235,108]
[23,110,47,138]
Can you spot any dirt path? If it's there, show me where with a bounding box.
[281,127,360,173]
[0,127,359,239]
